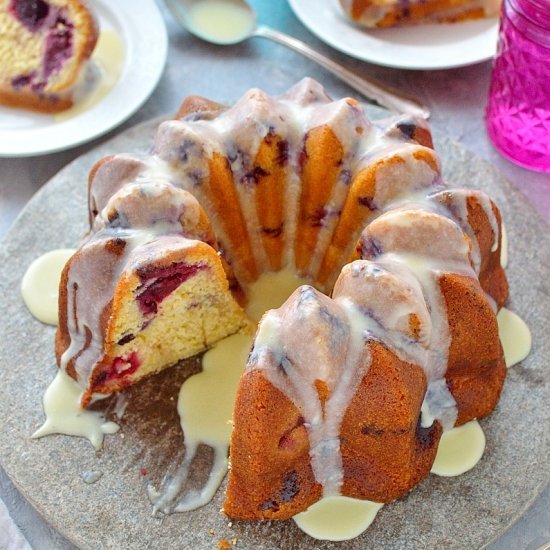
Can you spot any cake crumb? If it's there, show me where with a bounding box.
[227,522,233,528]
[208,528,215,535]
[217,540,231,550]
[231,537,238,545]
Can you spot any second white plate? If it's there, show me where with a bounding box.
[0,0,168,157]
[288,0,499,70]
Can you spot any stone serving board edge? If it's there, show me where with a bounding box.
[0,112,548,550]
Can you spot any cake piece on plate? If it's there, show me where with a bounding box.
[0,0,98,112]
[339,0,500,28]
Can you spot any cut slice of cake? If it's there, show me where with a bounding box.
[0,0,98,112]
[56,236,249,407]
[339,0,501,28]
[55,183,249,407]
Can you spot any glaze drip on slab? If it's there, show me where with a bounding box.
[32,369,119,450]
[21,248,75,326]
[148,333,253,513]
[497,307,532,368]
[430,420,486,477]
[293,496,383,541]
[148,268,307,513]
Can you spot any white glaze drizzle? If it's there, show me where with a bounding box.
[151,79,439,287]
[60,184,206,388]
[67,79,444,396]
[319,298,372,494]
[147,268,310,513]
[247,188,502,493]
[251,288,371,495]
[359,207,476,430]
[501,222,508,268]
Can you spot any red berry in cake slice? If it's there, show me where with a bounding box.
[108,352,141,381]
[136,263,206,315]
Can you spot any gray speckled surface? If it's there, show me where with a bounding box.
[0,113,548,550]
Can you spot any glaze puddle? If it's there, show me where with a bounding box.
[21,248,76,325]
[430,420,486,477]
[55,29,125,122]
[244,267,310,322]
[293,496,383,541]
[497,307,532,368]
[148,332,253,513]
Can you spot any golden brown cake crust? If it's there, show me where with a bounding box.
[224,341,443,519]
[295,125,344,275]
[224,370,323,520]
[340,343,442,502]
[441,273,507,425]
[175,95,225,119]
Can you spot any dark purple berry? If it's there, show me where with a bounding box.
[10,0,50,31]
[42,16,73,79]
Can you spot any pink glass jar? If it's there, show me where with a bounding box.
[485,0,550,172]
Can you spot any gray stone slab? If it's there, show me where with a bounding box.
[0,114,548,550]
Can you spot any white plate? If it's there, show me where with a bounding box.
[288,0,499,70]
[0,0,167,157]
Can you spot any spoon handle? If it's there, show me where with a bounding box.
[253,25,430,119]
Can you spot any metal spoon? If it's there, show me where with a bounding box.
[164,0,431,119]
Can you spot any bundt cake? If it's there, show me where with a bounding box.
[0,0,97,112]
[55,78,508,520]
[339,0,500,27]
